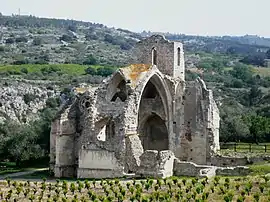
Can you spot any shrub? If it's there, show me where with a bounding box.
[5,38,15,44]
[96,67,115,77]
[83,55,97,65]
[20,67,28,74]
[33,37,42,46]
[60,34,74,42]
[23,93,36,104]
[15,37,28,43]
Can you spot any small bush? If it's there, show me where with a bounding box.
[23,93,36,104]
[20,67,29,74]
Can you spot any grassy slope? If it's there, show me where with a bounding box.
[0,64,115,76]
[253,67,270,77]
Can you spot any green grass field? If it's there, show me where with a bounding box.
[0,162,28,175]
[0,64,96,76]
[0,161,48,176]
[220,142,270,153]
[252,67,270,77]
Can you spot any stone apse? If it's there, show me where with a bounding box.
[50,35,220,178]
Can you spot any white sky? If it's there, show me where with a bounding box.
[1,0,269,37]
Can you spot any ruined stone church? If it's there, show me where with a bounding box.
[50,35,220,178]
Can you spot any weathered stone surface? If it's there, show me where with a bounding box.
[173,159,215,177]
[174,158,250,177]
[125,134,144,172]
[176,78,220,165]
[50,35,221,179]
[210,154,270,167]
[216,166,250,176]
[54,165,75,178]
[211,155,248,167]
[136,150,175,178]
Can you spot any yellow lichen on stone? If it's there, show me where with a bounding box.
[75,88,88,94]
[128,64,151,82]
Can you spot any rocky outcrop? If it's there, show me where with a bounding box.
[0,80,59,123]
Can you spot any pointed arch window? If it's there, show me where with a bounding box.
[177,47,181,66]
[152,47,157,65]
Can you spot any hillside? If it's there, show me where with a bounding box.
[1,14,270,165]
[1,15,270,67]
[0,15,141,66]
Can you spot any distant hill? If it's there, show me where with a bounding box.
[141,32,270,55]
[1,14,270,66]
[0,15,141,66]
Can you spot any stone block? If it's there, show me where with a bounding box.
[136,150,174,178]
[79,149,123,170]
[125,134,144,172]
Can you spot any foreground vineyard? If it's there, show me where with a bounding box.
[0,176,269,202]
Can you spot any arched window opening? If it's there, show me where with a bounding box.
[106,121,115,141]
[152,48,157,65]
[96,119,115,142]
[111,80,127,102]
[140,114,169,151]
[177,47,181,66]
[142,81,158,98]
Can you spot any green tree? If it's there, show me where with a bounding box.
[85,66,97,75]
[243,115,270,143]
[220,116,250,142]
[83,55,97,65]
[96,67,115,77]
[266,49,270,59]
[229,63,253,82]
[0,121,42,166]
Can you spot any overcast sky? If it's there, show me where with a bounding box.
[1,0,269,37]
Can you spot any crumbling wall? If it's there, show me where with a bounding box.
[133,35,184,80]
[173,159,215,177]
[49,119,58,173]
[210,155,270,167]
[178,78,220,165]
[173,158,250,177]
[54,105,77,178]
[173,80,185,158]
[136,150,175,178]
[76,81,130,178]
[216,166,250,176]
[77,144,125,178]
[124,134,143,173]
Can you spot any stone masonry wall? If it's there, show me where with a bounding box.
[53,102,78,178]
[177,78,220,165]
[134,35,184,80]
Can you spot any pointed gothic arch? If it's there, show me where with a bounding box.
[106,72,128,102]
[137,73,172,151]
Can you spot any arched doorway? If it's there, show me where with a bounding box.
[140,114,169,151]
